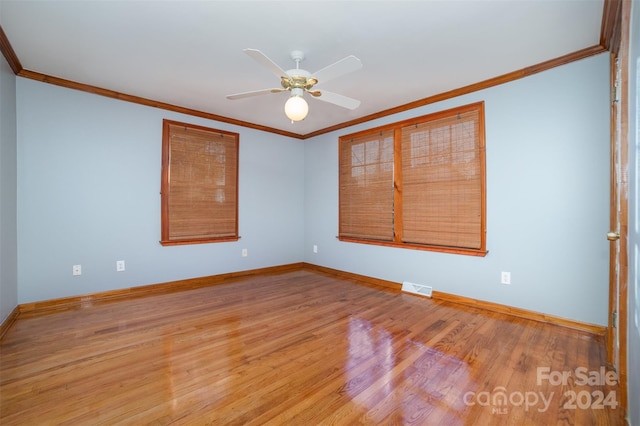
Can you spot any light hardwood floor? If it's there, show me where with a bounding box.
[0,269,624,425]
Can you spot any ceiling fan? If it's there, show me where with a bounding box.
[226,49,363,122]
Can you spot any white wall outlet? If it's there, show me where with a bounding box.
[501,271,511,285]
[313,244,318,253]
[72,264,82,276]
[116,260,125,272]
[242,248,248,257]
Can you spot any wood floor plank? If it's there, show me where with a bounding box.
[0,269,623,425]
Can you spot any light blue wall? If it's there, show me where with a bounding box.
[16,78,305,303]
[626,1,639,423]
[304,53,611,326]
[0,45,18,323]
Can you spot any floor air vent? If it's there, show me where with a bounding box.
[401,281,433,298]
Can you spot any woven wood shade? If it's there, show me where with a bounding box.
[339,102,485,254]
[161,121,238,244]
[339,130,395,241]
[400,110,482,249]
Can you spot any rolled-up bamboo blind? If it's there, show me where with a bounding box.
[161,120,238,245]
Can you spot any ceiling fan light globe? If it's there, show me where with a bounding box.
[284,95,309,122]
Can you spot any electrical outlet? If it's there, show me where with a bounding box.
[313,245,318,253]
[242,248,248,257]
[501,271,511,285]
[72,264,82,276]
[116,260,125,272]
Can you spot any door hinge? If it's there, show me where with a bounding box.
[612,311,617,328]
[613,58,621,103]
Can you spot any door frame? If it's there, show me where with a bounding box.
[606,0,630,415]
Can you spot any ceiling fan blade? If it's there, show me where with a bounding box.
[312,90,361,110]
[226,88,285,100]
[312,55,362,85]
[243,48,287,78]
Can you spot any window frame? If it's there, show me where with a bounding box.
[160,119,239,246]
[338,102,487,256]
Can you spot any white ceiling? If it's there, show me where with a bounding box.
[0,0,605,137]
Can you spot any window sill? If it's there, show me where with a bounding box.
[337,236,488,257]
[160,236,240,246]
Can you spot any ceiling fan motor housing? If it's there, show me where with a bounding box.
[282,69,318,91]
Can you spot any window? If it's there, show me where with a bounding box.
[339,102,486,256]
[161,119,239,245]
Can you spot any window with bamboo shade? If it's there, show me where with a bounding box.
[339,102,486,256]
[161,119,239,245]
